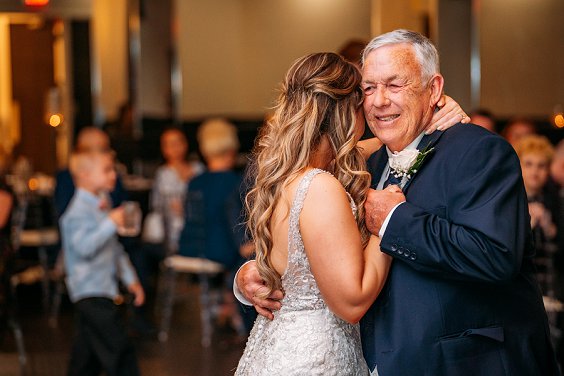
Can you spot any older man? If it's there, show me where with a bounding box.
[360,30,557,375]
[237,30,558,375]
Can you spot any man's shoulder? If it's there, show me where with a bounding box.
[443,122,496,139]
[439,123,511,151]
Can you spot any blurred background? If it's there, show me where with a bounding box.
[0,0,563,375]
[0,0,562,177]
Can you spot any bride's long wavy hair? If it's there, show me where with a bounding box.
[245,52,371,297]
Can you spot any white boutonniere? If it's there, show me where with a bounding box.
[389,146,435,182]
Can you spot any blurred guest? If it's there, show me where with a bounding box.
[0,147,14,281]
[502,116,537,149]
[179,118,242,268]
[133,128,205,331]
[516,135,559,286]
[149,128,204,251]
[549,139,564,276]
[178,118,245,333]
[54,127,153,336]
[338,39,367,67]
[550,140,564,189]
[54,127,128,218]
[61,150,143,376]
[515,135,563,365]
[104,102,139,174]
[469,108,496,133]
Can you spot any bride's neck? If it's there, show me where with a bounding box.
[309,136,333,171]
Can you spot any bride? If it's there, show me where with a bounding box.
[235,52,464,375]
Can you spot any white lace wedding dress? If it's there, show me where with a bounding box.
[235,169,370,376]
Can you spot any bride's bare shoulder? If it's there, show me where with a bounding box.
[305,171,350,207]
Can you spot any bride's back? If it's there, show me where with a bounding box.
[268,173,301,277]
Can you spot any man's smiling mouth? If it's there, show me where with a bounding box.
[375,114,400,121]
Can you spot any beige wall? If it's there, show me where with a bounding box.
[371,0,434,37]
[176,0,371,120]
[91,0,128,123]
[480,0,564,118]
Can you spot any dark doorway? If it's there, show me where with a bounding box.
[10,20,56,174]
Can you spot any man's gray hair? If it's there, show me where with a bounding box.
[362,29,440,82]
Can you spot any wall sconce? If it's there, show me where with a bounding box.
[553,104,564,129]
[44,86,63,128]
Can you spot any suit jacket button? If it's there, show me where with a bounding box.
[410,253,417,260]
[391,244,398,252]
[403,250,411,257]
[397,248,403,255]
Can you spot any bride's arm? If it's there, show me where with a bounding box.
[356,94,468,160]
[300,173,394,324]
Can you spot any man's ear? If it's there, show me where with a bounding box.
[428,74,445,107]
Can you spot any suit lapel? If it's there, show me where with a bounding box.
[402,131,446,193]
[366,147,388,189]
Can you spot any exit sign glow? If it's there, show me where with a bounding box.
[24,0,49,6]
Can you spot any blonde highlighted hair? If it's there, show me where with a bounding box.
[245,52,371,297]
[515,134,554,162]
[197,118,239,159]
[69,149,115,178]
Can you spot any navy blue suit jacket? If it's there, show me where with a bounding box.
[178,170,243,270]
[361,124,559,375]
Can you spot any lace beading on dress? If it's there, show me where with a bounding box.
[235,169,369,376]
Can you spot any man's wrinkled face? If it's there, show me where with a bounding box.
[362,44,436,152]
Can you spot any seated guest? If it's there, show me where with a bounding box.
[502,116,537,149]
[550,140,564,248]
[337,39,367,67]
[515,135,563,367]
[179,118,243,269]
[149,127,204,251]
[469,108,496,133]
[178,118,245,333]
[0,147,15,298]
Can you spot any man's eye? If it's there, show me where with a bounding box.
[363,86,374,95]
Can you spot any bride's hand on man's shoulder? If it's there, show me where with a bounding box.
[237,260,284,320]
[426,94,469,135]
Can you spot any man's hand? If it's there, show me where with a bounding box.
[128,282,145,307]
[364,186,406,235]
[237,261,284,320]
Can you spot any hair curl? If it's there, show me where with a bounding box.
[245,52,371,297]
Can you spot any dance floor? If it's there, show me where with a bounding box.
[1,282,247,376]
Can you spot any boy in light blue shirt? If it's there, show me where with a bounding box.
[60,149,144,376]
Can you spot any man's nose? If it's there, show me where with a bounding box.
[373,85,390,107]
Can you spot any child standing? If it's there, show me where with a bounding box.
[60,150,144,376]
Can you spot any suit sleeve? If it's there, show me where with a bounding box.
[380,135,532,283]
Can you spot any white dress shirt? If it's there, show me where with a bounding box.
[376,132,425,237]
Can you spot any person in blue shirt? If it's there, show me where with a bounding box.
[55,126,156,337]
[60,149,144,376]
[54,127,128,219]
[178,118,246,334]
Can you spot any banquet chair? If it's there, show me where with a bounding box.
[156,191,245,346]
[10,194,59,313]
[0,196,29,375]
[157,255,226,346]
